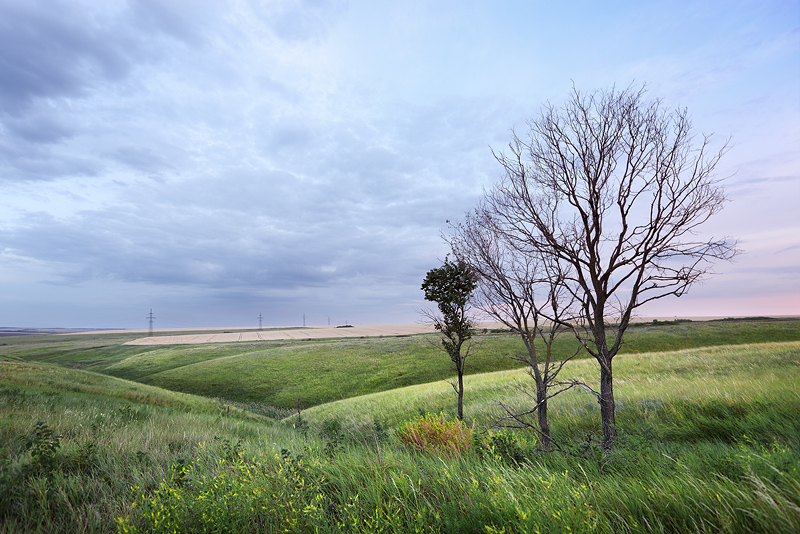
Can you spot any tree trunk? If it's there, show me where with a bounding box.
[536,382,553,449]
[456,371,464,421]
[599,361,617,450]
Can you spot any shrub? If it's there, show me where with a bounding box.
[396,413,474,457]
[25,421,61,474]
[477,430,531,465]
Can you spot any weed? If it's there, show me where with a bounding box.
[1,326,799,533]
[478,430,530,465]
[170,458,190,488]
[372,419,389,444]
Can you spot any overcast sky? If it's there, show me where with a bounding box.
[1,0,798,328]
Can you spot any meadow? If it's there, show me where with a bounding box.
[3,318,798,410]
[1,318,798,532]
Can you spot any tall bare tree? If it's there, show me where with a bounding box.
[486,85,737,450]
[448,207,579,450]
[421,257,478,421]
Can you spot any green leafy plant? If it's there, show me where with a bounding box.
[25,421,61,473]
[478,430,531,465]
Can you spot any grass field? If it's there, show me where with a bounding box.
[3,318,799,410]
[1,319,799,533]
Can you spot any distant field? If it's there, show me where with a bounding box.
[122,323,437,345]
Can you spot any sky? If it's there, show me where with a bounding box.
[1,0,798,329]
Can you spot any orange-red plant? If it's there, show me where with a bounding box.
[396,413,474,457]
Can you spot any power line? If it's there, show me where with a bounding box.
[258,313,263,330]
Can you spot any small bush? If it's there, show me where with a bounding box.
[477,430,531,465]
[396,413,474,457]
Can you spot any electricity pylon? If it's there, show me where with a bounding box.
[147,309,155,337]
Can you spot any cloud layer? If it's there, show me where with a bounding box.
[1,0,798,327]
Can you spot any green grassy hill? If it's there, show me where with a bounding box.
[298,340,800,436]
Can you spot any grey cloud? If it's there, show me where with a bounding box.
[2,111,75,144]
[0,1,135,111]
[266,122,316,151]
[0,142,102,181]
[0,0,205,185]
[777,243,800,255]
[255,76,299,102]
[0,151,446,294]
[1,200,363,290]
[0,0,227,112]
[726,174,799,191]
[0,45,515,296]
[730,263,800,277]
[264,98,508,210]
[1,0,796,328]
[110,146,179,176]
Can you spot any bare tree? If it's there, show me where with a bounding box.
[486,85,737,450]
[421,257,478,421]
[448,207,580,450]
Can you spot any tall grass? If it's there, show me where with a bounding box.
[115,432,800,533]
[0,362,298,533]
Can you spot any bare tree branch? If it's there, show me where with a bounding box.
[460,84,737,450]
[448,203,583,450]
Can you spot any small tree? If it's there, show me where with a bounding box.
[487,85,737,450]
[421,257,478,421]
[449,207,579,450]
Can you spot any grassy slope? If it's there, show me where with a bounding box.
[3,319,798,411]
[0,360,267,421]
[299,341,800,435]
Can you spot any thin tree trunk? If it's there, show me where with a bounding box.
[599,361,617,450]
[456,371,464,421]
[523,336,554,448]
[536,382,552,449]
